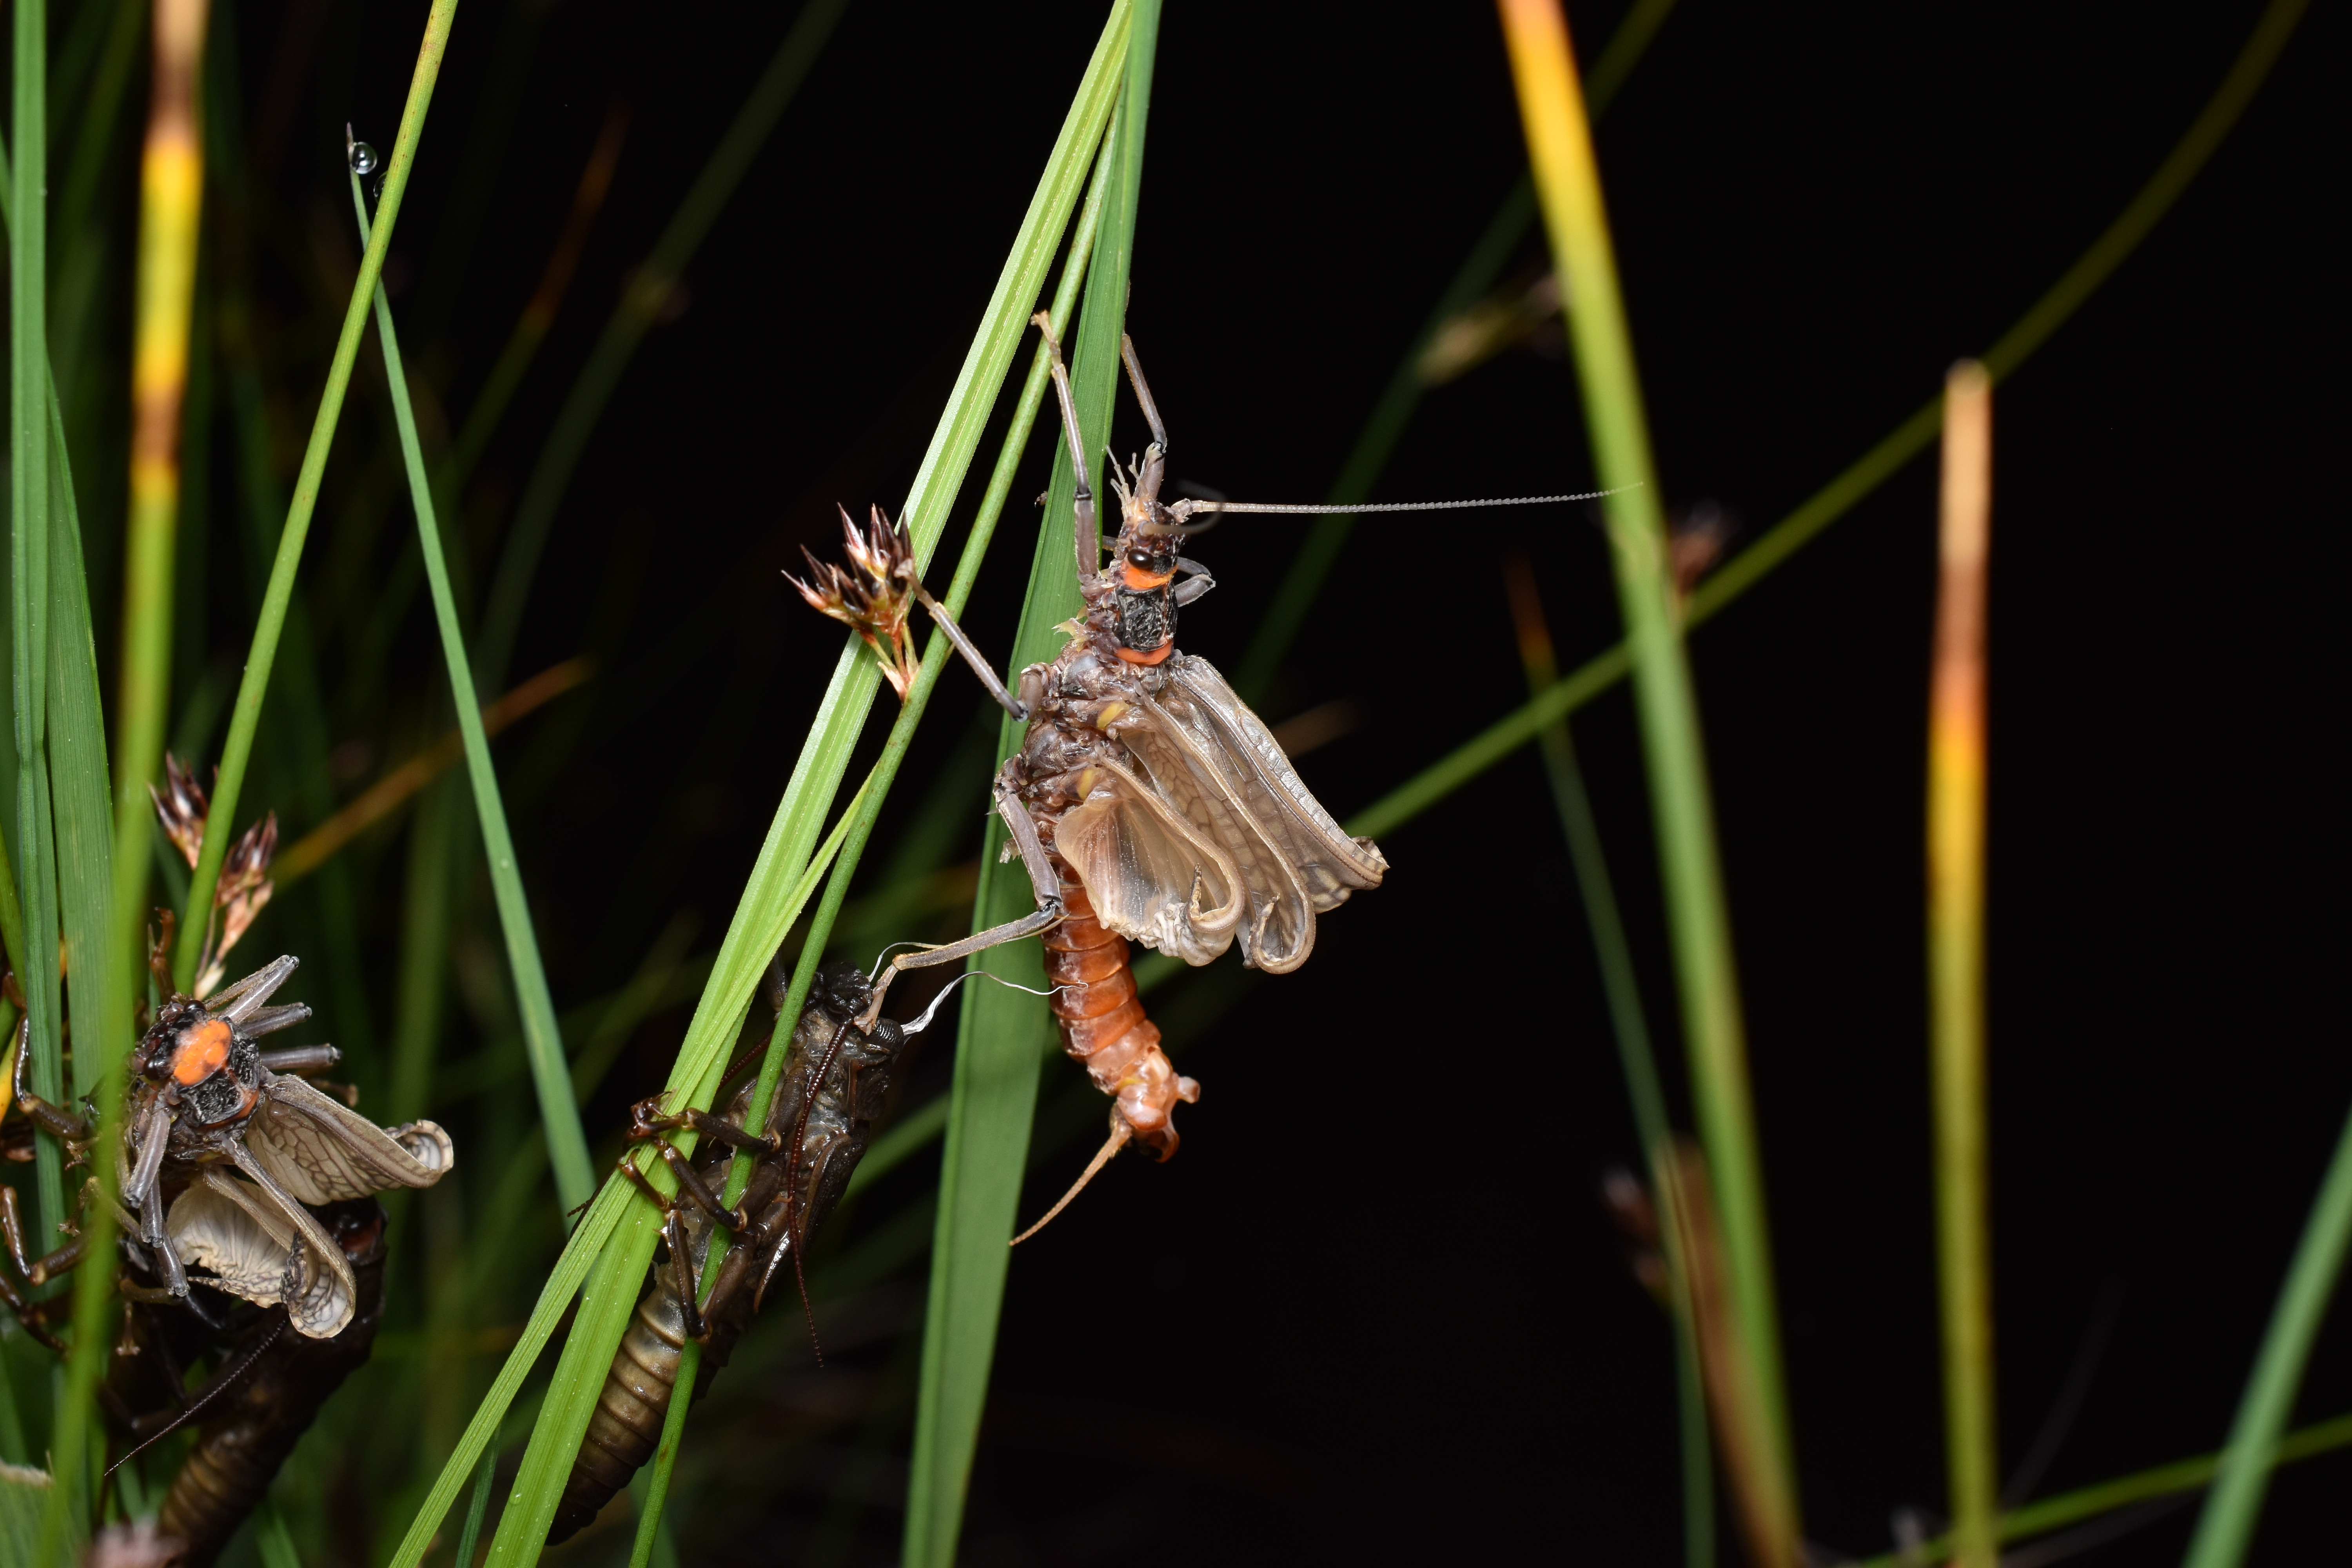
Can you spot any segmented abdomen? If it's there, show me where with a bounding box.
[1043,860,1198,1157]
[549,1281,699,1541]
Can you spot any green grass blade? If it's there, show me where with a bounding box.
[625,85,1124,1559]
[2183,1108,2352,1565]
[1230,0,1674,704]
[1348,0,2306,849]
[39,358,129,1568]
[904,9,1155,1564]
[472,0,851,691]
[7,0,67,1253]
[171,0,465,992]
[253,1498,302,1568]
[1501,0,1797,1547]
[349,176,595,1213]
[452,1440,498,1568]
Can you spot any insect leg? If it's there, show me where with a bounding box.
[147,909,177,997]
[646,1140,751,1232]
[627,1097,780,1158]
[139,1181,190,1299]
[0,1182,85,1285]
[0,1272,66,1351]
[860,772,1066,1030]
[909,585,1029,720]
[10,1016,96,1142]
[1118,333,1172,458]
[256,1044,342,1076]
[1033,311,1101,580]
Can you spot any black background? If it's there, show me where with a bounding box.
[247,0,2340,1561]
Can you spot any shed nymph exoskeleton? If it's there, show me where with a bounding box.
[551,959,1012,1543]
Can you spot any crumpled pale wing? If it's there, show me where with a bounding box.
[1113,703,1315,971]
[1056,758,1245,965]
[166,1167,356,1338]
[1163,655,1388,906]
[1108,654,1379,973]
[243,1073,456,1205]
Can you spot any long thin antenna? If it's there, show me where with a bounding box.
[106,1308,290,1478]
[1181,483,1638,517]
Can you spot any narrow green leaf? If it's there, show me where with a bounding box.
[904,8,1156,1564]
[172,0,466,991]
[348,174,595,1212]
[254,1497,303,1568]
[2183,1103,2352,1564]
[39,387,131,1562]
[8,0,67,1254]
[44,414,118,1105]
[477,777,867,1564]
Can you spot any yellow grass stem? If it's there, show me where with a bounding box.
[1930,362,1996,1568]
[1497,0,1797,1535]
[113,0,210,1001]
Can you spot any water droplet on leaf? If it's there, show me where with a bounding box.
[348,141,380,176]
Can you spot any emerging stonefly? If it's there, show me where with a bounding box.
[2,954,454,1346]
[787,311,1621,1240]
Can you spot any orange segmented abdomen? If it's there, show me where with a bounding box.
[1042,863,1199,1157]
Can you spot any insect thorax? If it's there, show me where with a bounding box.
[1112,583,1176,661]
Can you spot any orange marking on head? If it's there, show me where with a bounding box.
[1121,565,1173,591]
[171,1018,232,1085]
[1114,640,1176,666]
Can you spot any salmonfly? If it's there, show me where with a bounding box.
[549,958,964,1543]
[3,953,452,1343]
[1,936,455,1560]
[790,313,1617,1232]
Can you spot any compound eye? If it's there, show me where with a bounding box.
[1125,546,1156,570]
